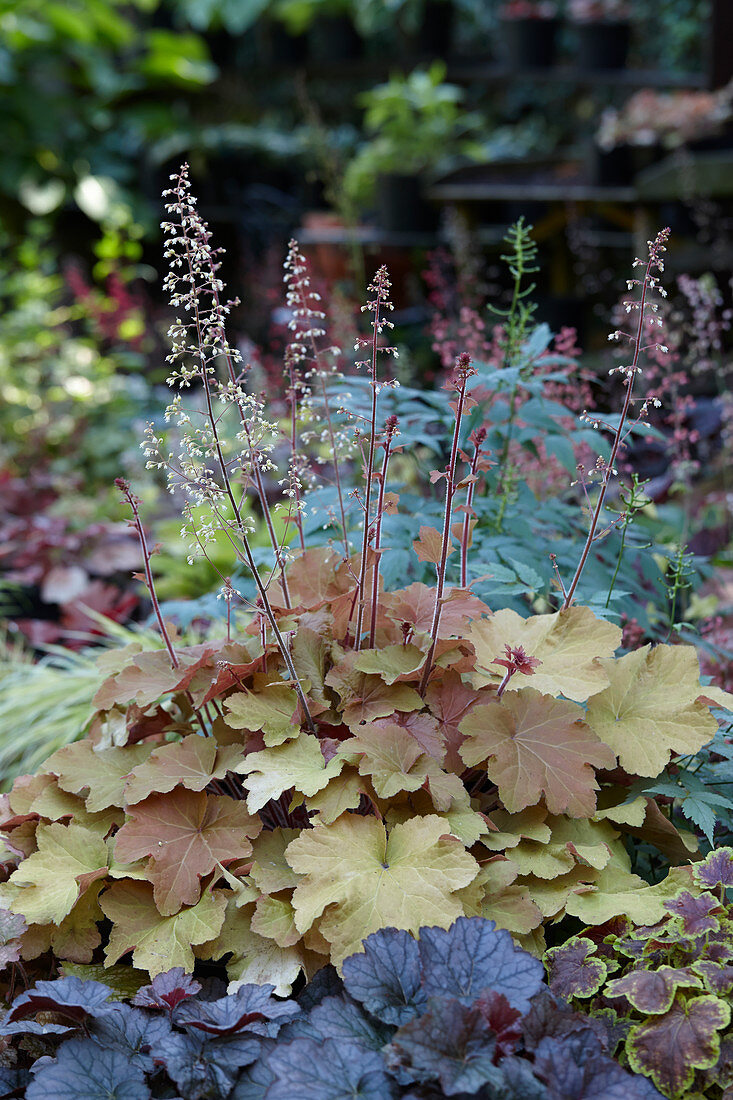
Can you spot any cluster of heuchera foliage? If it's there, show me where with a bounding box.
[0,168,731,1021]
[546,847,733,1099]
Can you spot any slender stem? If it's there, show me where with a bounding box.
[368,421,397,648]
[460,431,486,588]
[562,258,653,611]
[419,362,473,697]
[354,291,383,651]
[116,481,178,669]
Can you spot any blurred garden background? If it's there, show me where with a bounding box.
[1,0,732,780]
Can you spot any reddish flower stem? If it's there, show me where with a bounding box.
[368,417,398,648]
[418,356,475,696]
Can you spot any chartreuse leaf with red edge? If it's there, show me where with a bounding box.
[459,688,615,817]
[224,679,300,746]
[4,822,108,926]
[123,735,244,804]
[286,814,479,967]
[44,741,156,812]
[113,791,261,915]
[468,605,621,701]
[101,881,227,976]
[585,644,721,776]
[544,936,611,1000]
[627,993,730,1097]
[236,733,344,814]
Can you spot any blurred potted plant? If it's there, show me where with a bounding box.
[499,1,560,69]
[276,0,363,61]
[343,62,484,231]
[569,0,632,70]
[355,0,456,58]
[594,84,733,182]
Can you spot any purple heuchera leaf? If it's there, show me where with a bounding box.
[281,994,389,1051]
[342,927,426,1025]
[545,937,608,1001]
[694,847,733,890]
[521,989,609,1054]
[263,1037,397,1099]
[419,917,544,1013]
[605,966,703,1015]
[385,996,506,1096]
[131,967,201,1014]
[25,1039,151,1100]
[175,983,299,1037]
[4,977,115,1027]
[88,1005,175,1073]
[662,891,721,936]
[155,1030,261,1096]
[534,1032,664,1099]
[626,993,730,1096]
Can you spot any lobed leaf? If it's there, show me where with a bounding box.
[626,993,730,1096]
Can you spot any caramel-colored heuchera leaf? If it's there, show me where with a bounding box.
[101,881,227,976]
[585,644,720,776]
[93,646,215,710]
[380,584,489,638]
[114,792,261,915]
[224,680,300,745]
[459,689,616,817]
[626,993,730,1096]
[45,741,156,812]
[286,813,478,966]
[468,607,621,701]
[413,525,449,565]
[237,734,345,814]
[5,823,108,926]
[325,654,423,727]
[124,736,243,804]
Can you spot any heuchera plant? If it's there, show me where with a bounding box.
[0,917,665,1098]
[545,847,733,1098]
[0,167,730,1008]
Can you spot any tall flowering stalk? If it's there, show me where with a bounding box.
[185,182,293,608]
[560,228,670,610]
[146,166,315,731]
[282,241,350,559]
[353,266,397,650]
[419,353,477,696]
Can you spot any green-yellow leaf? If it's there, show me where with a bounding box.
[101,881,227,977]
[353,645,426,685]
[564,863,695,926]
[286,813,478,966]
[45,741,155,812]
[469,606,620,700]
[586,644,719,776]
[341,724,431,798]
[224,681,300,746]
[236,734,344,814]
[7,823,108,926]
